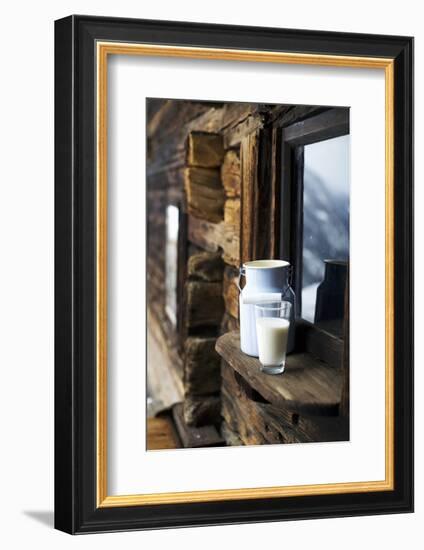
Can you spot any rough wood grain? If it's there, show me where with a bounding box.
[187,132,224,167]
[220,312,240,334]
[221,362,346,445]
[224,198,241,230]
[186,281,224,328]
[182,395,221,427]
[146,417,181,450]
[221,224,240,267]
[184,167,225,223]
[240,131,259,263]
[187,251,224,282]
[184,337,221,395]
[221,149,241,197]
[221,363,305,445]
[216,331,342,416]
[186,107,225,134]
[173,403,224,447]
[224,112,264,148]
[223,266,239,319]
[188,215,223,252]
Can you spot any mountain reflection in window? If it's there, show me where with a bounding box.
[302,135,349,337]
[165,205,179,327]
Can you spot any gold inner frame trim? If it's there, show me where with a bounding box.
[96,41,395,508]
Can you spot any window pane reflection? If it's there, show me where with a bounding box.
[301,135,350,336]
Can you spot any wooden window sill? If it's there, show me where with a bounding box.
[216,331,343,417]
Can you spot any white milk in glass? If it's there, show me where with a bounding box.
[256,317,290,367]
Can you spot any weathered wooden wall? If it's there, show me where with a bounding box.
[147,98,334,439]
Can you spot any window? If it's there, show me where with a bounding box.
[279,108,350,363]
[301,135,349,336]
[165,204,180,327]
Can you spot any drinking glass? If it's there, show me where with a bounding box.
[254,301,292,374]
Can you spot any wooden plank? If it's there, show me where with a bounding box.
[240,131,259,263]
[221,149,241,197]
[146,417,181,450]
[173,403,224,447]
[221,362,347,445]
[216,331,342,416]
[187,132,224,167]
[254,126,275,259]
[221,362,306,445]
[281,108,349,146]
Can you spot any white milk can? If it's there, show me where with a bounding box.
[238,260,296,357]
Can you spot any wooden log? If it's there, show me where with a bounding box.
[224,198,241,231]
[184,167,225,223]
[184,337,221,395]
[221,224,240,267]
[186,107,225,134]
[223,266,239,320]
[183,395,221,427]
[173,403,224,446]
[186,281,224,328]
[221,149,241,197]
[187,251,224,282]
[216,331,343,416]
[188,215,224,253]
[187,132,224,167]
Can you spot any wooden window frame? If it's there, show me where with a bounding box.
[279,107,350,366]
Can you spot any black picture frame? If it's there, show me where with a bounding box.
[55,15,414,534]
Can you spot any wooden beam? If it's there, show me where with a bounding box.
[240,130,259,263]
[221,149,241,197]
[173,403,224,447]
[187,132,224,167]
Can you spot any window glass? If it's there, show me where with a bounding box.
[301,135,350,336]
[165,205,179,326]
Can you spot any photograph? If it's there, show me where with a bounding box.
[146,98,350,450]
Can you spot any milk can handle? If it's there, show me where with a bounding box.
[237,266,245,292]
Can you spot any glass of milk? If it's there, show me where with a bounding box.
[254,301,292,374]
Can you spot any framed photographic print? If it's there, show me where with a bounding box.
[54,15,414,533]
